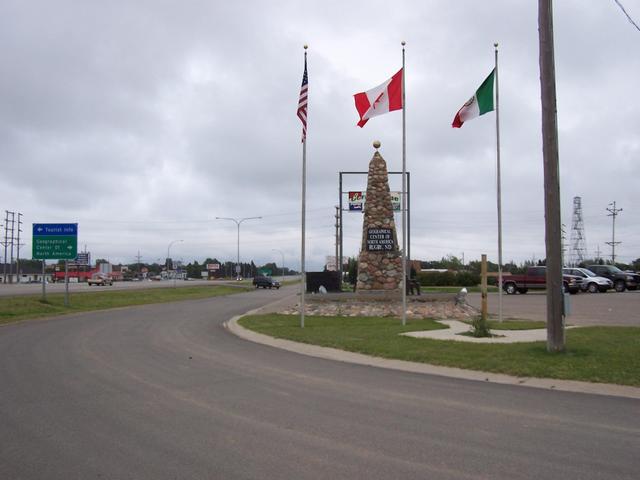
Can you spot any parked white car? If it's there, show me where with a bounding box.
[563,267,613,293]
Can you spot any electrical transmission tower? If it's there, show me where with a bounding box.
[2,211,24,284]
[606,201,623,264]
[568,196,587,266]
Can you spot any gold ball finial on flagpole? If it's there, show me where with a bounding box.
[401,40,406,46]
[494,42,498,48]
[303,44,308,50]
[373,140,381,150]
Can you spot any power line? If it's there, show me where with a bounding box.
[613,0,640,32]
[73,208,329,225]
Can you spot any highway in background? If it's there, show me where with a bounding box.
[0,278,251,296]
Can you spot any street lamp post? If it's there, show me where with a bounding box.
[216,217,262,280]
[272,249,285,282]
[167,239,183,284]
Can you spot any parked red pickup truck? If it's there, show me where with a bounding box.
[502,266,581,295]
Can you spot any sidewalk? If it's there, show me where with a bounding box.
[401,320,577,343]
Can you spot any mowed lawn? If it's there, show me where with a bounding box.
[0,285,250,325]
[239,314,640,387]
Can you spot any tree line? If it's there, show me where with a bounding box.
[343,254,640,288]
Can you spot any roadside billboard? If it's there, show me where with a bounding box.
[348,191,401,211]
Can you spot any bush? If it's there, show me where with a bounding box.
[456,271,481,286]
[417,271,480,287]
[471,315,492,338]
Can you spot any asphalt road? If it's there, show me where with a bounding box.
[1,287,638,479]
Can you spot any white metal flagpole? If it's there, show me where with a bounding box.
[495,42,504,323]
[298,45,309,328]
[301,133,306,328]
[301,134,306,328]
[401,41,407,326]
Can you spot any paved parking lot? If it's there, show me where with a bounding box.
[467,290,640,327]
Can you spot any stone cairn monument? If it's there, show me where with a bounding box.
[356,141,403,292]
[280,140,477,320]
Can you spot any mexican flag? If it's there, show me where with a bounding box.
[452,69,495,128]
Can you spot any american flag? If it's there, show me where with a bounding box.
[297,56,308,142]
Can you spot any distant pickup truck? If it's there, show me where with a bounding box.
[502,266,580,295]
[87,275,113,286]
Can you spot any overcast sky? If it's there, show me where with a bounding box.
[1,0,639,270]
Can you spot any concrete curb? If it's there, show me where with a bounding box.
[225,312,640,400]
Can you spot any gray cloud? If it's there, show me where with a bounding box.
[1,0,638,270]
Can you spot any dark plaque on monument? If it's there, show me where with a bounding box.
[366,228,395,251]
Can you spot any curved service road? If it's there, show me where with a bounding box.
[1,287,638,479]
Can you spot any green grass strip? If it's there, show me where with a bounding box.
[485,319,547,330]
[239,314,640,387]
[0,285,250,325]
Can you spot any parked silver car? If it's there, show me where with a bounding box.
[563,267,613,293]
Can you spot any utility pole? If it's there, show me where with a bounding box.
[335,206,340,279]
[539,0,565,352]
[2,211,9,284]
[9,212,15,283]
[2,211,17,284]
[595,244,602,263]
[16,213,23,283]
[605,201,622,264]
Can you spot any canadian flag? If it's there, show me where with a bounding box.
[353,68,403,127]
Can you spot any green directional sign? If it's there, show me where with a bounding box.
[33,236,78,259]
[32,223,78,260]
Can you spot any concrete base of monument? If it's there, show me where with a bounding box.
[279,292,479,321]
